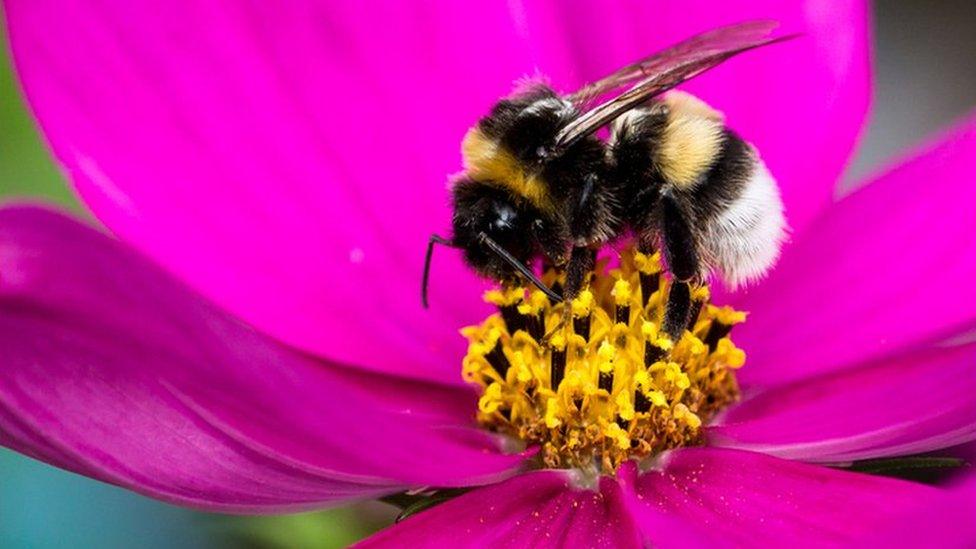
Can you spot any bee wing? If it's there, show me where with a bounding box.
[554,21,795,151]
[569,20,780,106]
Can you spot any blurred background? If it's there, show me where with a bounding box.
[1,1,975,547]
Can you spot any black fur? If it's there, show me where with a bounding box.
[610,107,668,233]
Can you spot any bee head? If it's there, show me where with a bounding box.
[450,179,539,284]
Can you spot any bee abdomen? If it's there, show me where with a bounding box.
[698,139,786,288]
[612,91,726,189]
[610,92,786,289]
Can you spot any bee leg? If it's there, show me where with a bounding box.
[660,193,700,341]
[542,246,595,345]
[663,281,692,340]
[564,246,596,302]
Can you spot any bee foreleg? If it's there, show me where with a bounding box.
[422,233,455,309]
[477,231,563,303]
[660,194,700,340]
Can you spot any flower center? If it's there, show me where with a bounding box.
[461,246,746,475]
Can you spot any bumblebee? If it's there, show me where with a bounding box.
[423,21,793,340]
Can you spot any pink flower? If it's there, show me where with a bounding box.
[1,0,975,545]
[868,463,976,546]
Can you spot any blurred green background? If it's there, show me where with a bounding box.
[1,1,975,548]
[0,32,72,209]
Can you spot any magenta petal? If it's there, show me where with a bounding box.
[358,470,641,548]
[4,0,869,384]
[950,440,976,463]
[0,206,525,512]
[709,341,976,462]
[867,475,976,547]
[736,113,976,388]
[618,448,943,546]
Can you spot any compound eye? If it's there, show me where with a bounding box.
[490,202,518,232]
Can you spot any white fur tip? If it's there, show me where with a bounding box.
[705,160,788,289]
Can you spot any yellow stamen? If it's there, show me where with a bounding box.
[461,245,745,474]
